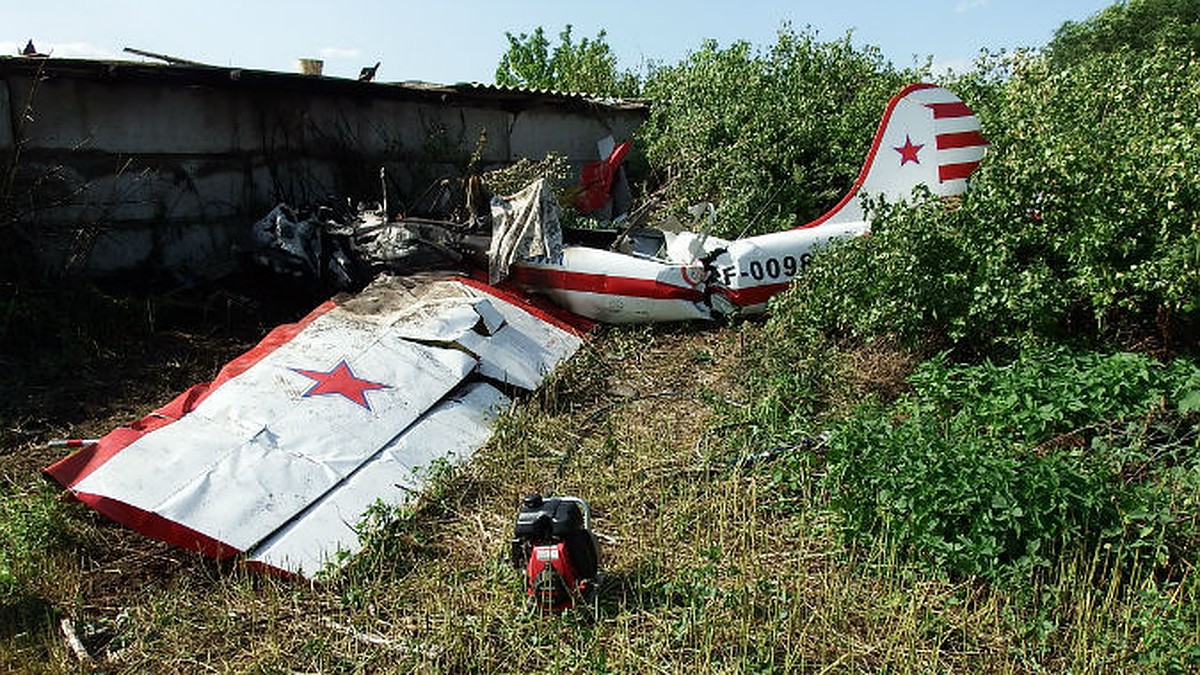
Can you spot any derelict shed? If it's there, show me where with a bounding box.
[0,56,648,278]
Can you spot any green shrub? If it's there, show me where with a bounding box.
[822,349,1200,582]
[495,25,640,97]
[766,3,1200,355]
[639,26,919,238]
[1049,0,1200,68]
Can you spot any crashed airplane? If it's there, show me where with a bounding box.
[509,83,986,323]
[45,83,985,577]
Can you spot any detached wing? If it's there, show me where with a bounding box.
[45,276,582,576]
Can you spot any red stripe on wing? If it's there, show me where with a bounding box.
[73,492,241,559]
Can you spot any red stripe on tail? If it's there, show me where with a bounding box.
[927,102,974,119]
[939,162,980,182]
[936,130,987,150]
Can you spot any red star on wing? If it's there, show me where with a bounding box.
[894,135,924,165]
[291,360,390,410]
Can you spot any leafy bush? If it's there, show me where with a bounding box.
[767,0,1200,354]
[1049,0,1200,68]
[762,197,986,351]
[822,349,1200,582]
[639,26,919,237]
[495,25,640,97]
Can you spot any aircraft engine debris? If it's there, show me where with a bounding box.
[511,495,599,611]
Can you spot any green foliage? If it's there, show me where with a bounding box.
[495,25,640,97]
[1127,575,1200,670]
[733,317,847,445]
[1049,0,1200,68]
[822,349,1200,582]
[764,197,983,350]
[771,22,1200,352]
[986,45,1200,337]
[481,153,572,197]
[639,26,920,238]
[0,487,69,603]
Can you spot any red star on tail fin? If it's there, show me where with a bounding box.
[894,135,924,165]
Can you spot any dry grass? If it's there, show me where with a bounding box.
[1,287,1192,673]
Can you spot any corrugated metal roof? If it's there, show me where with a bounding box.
[0,56,651,114]
[432,81,652,110]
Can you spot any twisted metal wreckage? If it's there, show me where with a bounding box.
[46,84,987,578]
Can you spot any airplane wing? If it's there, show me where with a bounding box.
[44,275,583,577]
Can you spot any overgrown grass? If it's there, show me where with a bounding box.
[0,483,71,624]
[3,315,1197,672]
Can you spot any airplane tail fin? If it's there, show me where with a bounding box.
[803,83,987,229]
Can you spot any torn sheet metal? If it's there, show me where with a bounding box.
[46,276,582,577]
[247,381,510,576]
[488,178,563,283]
[345,277,582,390]
[457,280,584,389]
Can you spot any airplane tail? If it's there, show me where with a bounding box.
[803,83,987,228]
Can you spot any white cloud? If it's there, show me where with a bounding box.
[318,47,361,60]
[51,42,121,59]
[955,0,989,12]
[931,56,973,77]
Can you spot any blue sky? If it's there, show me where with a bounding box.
[5,1,1116,83]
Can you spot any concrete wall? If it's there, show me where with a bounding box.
[0,80,11,150]
[0,59,647,278]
